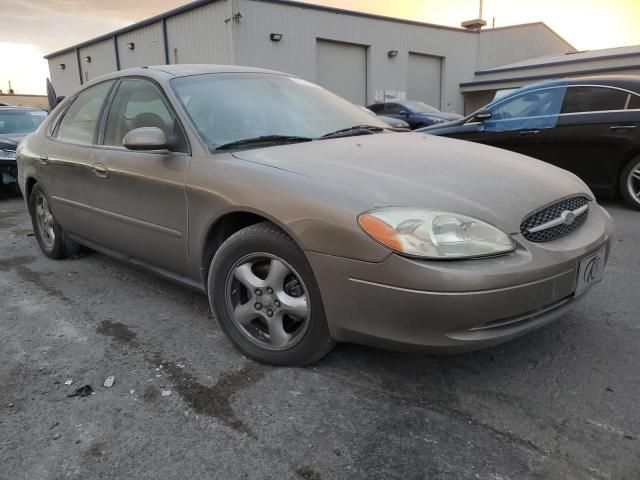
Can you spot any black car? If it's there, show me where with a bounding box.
[420,76,640,210]
[368,100,462,130]
[0,106,47,192]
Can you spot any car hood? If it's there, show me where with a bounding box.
[232,132,591,234]
[0,132,27,150]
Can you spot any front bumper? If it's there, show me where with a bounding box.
[307,203,614,353]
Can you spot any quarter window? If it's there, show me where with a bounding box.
[561,86,628,114]
[56,81,114,145]
[103,78,186,152]
[628,94,640,110]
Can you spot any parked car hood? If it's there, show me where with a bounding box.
[232,132,592,234]
[0,132,27,150]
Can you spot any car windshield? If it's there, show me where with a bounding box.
[170,73,387,148]
[403,101,439,114]
[0,109,47,134]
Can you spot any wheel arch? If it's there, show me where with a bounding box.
[199,208,305,288]
[24,176,39,213]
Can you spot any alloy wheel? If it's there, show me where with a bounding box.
[35,192,55,249]
[225,253,310,350]
[627,160,640,205]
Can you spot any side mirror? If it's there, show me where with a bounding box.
[123,127,168,151]
[399,110,410,117]
[472,110,492,122]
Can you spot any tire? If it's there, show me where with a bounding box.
[29,183,82,259]
[620,156,640,211]
[208,222,335,366]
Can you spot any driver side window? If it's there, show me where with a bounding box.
[484,87,565,132]
[103,78,187,152]
[490,88,563,120]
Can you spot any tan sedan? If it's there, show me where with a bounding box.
[17,65,614,365]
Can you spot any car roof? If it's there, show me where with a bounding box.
[518,75,640,94]
[80,64,290,86]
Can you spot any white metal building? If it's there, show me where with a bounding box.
[45,0,577,114]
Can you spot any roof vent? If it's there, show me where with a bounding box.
[461,0,487,31]
[461,18,487,31]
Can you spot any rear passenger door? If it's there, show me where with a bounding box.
[91,77,191,275]
[535,86,639,191]
[43,80,115,238]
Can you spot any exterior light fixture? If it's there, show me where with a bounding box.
[58,63,66,70]
[270,33,283,42]
[126,42,135,50]
[84,56,92,63]
[387,50,399,58]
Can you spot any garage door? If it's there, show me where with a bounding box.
[316,39,367,105]
[407,53,442,108]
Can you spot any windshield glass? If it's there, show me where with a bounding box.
[170,73,386,148]
[0,109,47,134]
[404,101,439,114]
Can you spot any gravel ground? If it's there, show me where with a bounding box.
[1,193,639,480]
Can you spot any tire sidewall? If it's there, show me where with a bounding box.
[620,156,640,211]
[29,184,67,259]
[208,224,333,366]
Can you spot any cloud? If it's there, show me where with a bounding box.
[0,0,189,53]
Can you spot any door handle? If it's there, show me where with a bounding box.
[39,154,49,166]
[609,125,637,132]
[92,163,109,179]
[519,130,540,136]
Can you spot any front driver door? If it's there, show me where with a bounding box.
[450,86,566,158]
[91,77,191,276]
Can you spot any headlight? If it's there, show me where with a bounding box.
[0,149,17,160]
[358,208,515,259]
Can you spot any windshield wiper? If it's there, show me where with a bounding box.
[320,125,385,139]
[211,135,313,152]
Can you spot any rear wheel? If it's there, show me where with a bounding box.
[620,156,640,211]
[29,183,81,259]
[208,222,335,366]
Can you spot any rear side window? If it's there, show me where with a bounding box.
[56,81,114,145]
[103,78,186,152]
[628,94,640,110]
[561,86,628,114]
[384,103,405,114]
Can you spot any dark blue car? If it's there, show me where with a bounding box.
[367,100,462,130]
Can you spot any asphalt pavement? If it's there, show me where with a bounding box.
[1,193,639,479]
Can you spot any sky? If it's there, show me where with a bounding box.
[1,0,639,95]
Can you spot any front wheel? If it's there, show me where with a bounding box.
[29,183,81,259]
[620,156,640,211]
[208,222,335,366]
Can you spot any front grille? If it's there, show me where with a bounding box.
[520,196,589,242]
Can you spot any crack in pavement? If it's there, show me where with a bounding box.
[96,319,267,437]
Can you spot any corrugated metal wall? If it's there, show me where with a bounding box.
[165,1,233,65]
[44,0,577,112]
[48,51,81,97]
[231,0,477,113]
[78,39,118,83]
[117,22,165,68]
